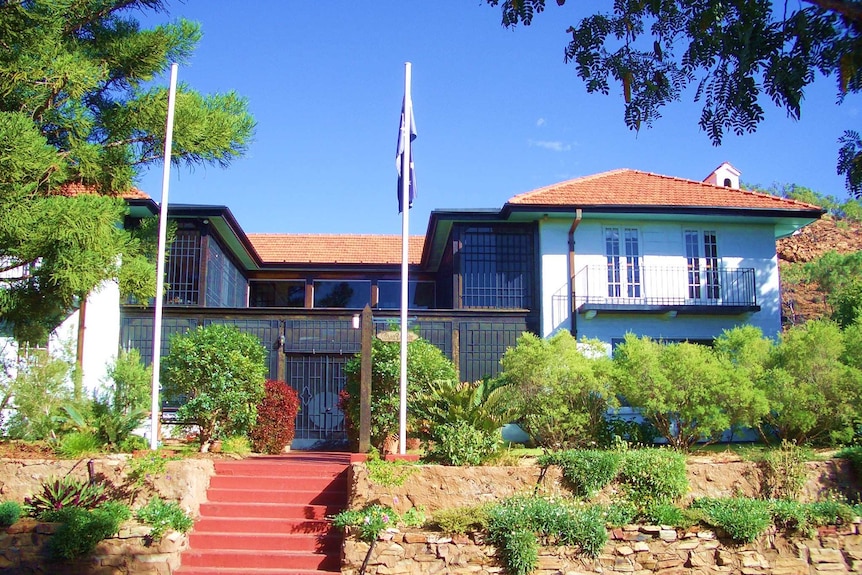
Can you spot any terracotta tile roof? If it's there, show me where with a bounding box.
[55,182,151,200]
[507,169,823,211]
[248,234,425,265]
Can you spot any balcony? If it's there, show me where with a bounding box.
[573,265,760,316]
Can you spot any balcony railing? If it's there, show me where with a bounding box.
[573,265,759,315]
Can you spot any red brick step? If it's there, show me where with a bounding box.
[189,531,341,552]
[197,502,336,520]
[193,516,333,534]
[175,452,349,575]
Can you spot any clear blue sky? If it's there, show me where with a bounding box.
[135,2,859,235]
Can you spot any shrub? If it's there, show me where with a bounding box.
[430,504,491,535]
[366,452,419,486]
[25,475,109,518]
[692,497,773,542]
[220,435,252,456]
[499,333,616,448]
[760,320,862,445]
[487,496,607,572]
[332,504,399,542]
[425,421,501,466]
[502,529,538,575]
[44,502,130,559]
[0,501,21,526]
[411,378,518,441]
[642,502,697,528]
[602,501,638,527]
[836,445,862,476]
[6,349,73,440]
[136,497,194,540]
[759,441,809,499]
[597,415,657,448]
[618,449,688,505]
[105,348,152,413]
[341,337,458,451]
[806,498,855,526]
[538,449,623,498]
[613,334,769,450]
[249,379,300,454]
[91,400,147,451]
[770,499,810,531]
[162,324,268,452]
[127,450,176,490]
[118,434,148,452]
[55,431,102,458]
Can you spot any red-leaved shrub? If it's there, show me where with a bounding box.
[249,380,300,454]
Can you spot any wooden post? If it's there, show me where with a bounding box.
[358,304,373,453]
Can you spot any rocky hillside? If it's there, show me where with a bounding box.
[778,217,862,326]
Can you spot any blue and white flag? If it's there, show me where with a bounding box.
[396,96,417,213]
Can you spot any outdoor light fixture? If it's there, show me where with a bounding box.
[352,314,360,329]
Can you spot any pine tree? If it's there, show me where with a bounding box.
[0,0,254,343]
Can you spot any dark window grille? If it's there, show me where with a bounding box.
[283,319,361,354]
[119,316,198,367]
[166,230,201,305]
[205,237,247,307]
[458,226,534,309]
[458,319,526,382]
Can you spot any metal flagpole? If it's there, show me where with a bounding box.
[398,62,412,455]
[149,63,179,450]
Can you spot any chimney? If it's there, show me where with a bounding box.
[704,162,740,189]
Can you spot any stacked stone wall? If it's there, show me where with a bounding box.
[0,457,215,575]
[343,523,862,575]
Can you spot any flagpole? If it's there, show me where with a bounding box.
[398,62,412,455]
[150,62,179,450]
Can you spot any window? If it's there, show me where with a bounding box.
[457,225,534,309]
[206,237,247,307]
[377,280,435,309]
[313,280,371,308]
[165,229,201,305]
[605,227,641,298]
[685,230,720,300]
[249,281,305,307]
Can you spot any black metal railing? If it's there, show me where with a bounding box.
[574,265,757,309]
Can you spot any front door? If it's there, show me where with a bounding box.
[286,353,347,447]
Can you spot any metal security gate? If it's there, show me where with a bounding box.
[286,354,348,446]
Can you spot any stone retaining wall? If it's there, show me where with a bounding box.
[0,519,188,575]
[342,523,862,575]
[343,458,861,574]
[0,457,216,575]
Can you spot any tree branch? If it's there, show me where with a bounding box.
[802,0,862,26]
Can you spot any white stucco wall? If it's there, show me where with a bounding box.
[54,280,121,396]
[538,217,782,346]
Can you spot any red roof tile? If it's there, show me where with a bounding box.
[55,182,151,200]
[507,169,822,211]
[248,234,425,265]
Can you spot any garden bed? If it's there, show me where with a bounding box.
[341,451,862,575]
[0,455,216,574]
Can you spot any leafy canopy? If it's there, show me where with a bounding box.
[499,331,616,448]
[612,331,769,450]
[341,337,458,451]
[0,0,254,343]
[485,0,862,196]
[162,324,267,452]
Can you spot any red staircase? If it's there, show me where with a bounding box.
[175,452,350,575]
